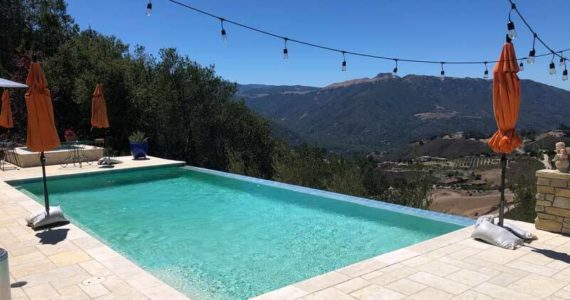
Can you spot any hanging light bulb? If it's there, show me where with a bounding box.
[507,3,516,39]
[392,59,398,78]
[440,63,445,81]
[560,56,566,67]
[549,62,556,75]
[341,52,347,72]
[146,0,152,16]
[220,18,227,42]
[527,49,536,64]
[527,34,537,64]
[563,69,569,81]
[518,60,524,71]
[507,21,516,40]
[283,38,288,59]
[483,62,489,80]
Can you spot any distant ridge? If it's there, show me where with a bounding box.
[238,74,570,152]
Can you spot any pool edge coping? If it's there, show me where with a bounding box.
[183,165,475,227]
[5,161,185,185]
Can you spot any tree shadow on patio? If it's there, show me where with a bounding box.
[526,245,570,264]
[35,228,69,245]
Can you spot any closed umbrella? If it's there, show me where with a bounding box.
[488,41,522,227]
[91,84,109,129]
[0,90,13,128]
[25,62,61,217]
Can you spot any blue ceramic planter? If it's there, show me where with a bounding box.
[129,142,148,159]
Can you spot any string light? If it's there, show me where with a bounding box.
[483,62,489,79]
[392,59,398,77]
[146,0,152,16]
[161,0,569,81]
[562,59,568,81]
[507,3,517,40]
[283,38,288,59]
[560,52,566,66]
[527,34,537,64]
[440,63,445,81]
[549,54,556,75]
[220,18,227,42]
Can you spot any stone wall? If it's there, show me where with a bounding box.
[535,170,570,234]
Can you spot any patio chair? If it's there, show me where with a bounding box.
[0,138,20,170]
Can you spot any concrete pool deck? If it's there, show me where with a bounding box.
[2,157,570,299]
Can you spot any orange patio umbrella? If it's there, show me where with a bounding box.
[25,62,61,215]
[488,40,522,226]
[0,90,13,128]
[91,84,110,128]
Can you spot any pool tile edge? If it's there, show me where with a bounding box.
[183,166,475,227]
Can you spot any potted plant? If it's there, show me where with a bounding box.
[64,128,77,142]
[128,131,148,159]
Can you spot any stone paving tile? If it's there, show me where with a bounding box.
[509,274,567,298]
[406,287,453,300]
[10,287,29,300]
[506,260,559,277]
[48,249,92,267]
[452,290,493,300]
[367,265,417,286]
[487,271,529,287]
[301,288,356,300]
[80,260,114,277]
[385,278,427,296]
[337,257,387,277]
[374,248,419,265]
[55,285,90,299]
[23,283,61,299]
[408,272,470,295]
[79,283,111,298]
[445,269,492,287]
[334,277,371,294]
[416,260,461,276]
[350,284,405,300]
[473,282,540,300]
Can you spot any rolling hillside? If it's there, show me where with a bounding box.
[238,74,570,152]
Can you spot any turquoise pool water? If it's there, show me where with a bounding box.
[14,166,465,299]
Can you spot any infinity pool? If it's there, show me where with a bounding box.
[13,166,469,299]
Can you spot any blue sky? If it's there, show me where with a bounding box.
[67,0,570,90]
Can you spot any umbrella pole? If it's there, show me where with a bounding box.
[40,152,50,216]
[498,153,507,227]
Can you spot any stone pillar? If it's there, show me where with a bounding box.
[535,170,570,234]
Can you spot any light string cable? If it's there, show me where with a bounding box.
[162,0,569,74]
[507,0,565,61]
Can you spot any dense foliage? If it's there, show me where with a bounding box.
[1,1,276,178]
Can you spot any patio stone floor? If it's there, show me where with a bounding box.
[2,156,570,299]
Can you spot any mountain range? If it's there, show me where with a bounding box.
[237,74,570,152]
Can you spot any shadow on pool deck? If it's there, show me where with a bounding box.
[528,245,570,264]
[35,228,69,244]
